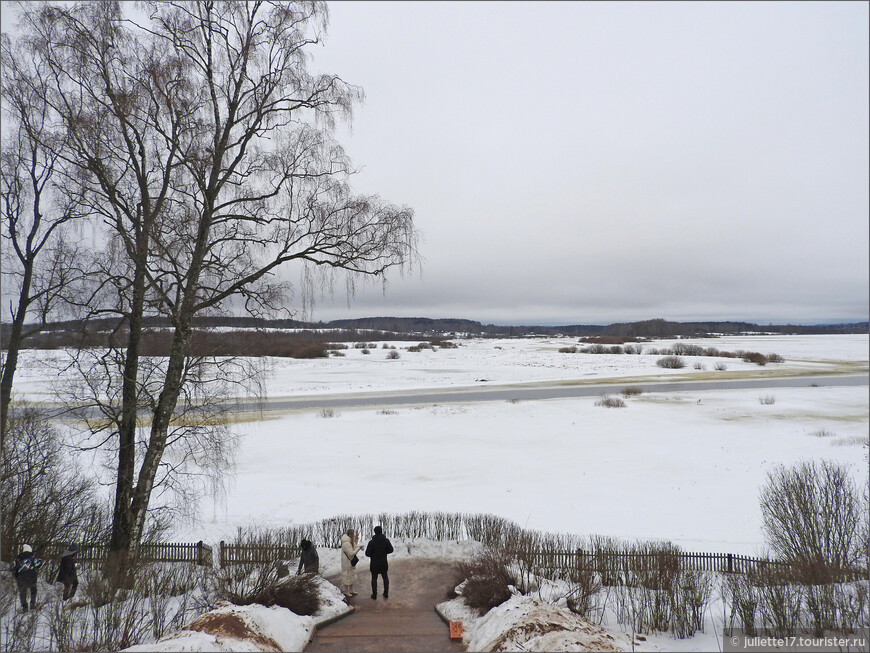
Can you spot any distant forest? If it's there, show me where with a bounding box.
[2,316,867,356]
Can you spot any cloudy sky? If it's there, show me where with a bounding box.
[302,1,868,326]
[2,2,866,327]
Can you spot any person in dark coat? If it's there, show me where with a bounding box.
[364,525,394,599]
[9,544,43,611]
[56,543,80,600]
[296,539,319,575]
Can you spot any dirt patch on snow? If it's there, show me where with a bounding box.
[187,612,282,652]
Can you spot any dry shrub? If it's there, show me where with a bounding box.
[751,566,804,639]
[759,395,776,405]
[671,343,704,356]
[714,361,727,371]
[210,559,320,614]
[742,351,768,366]
[671,571,713,638]
[565,562,601,619]
[621,386,643,397]
[656,355,685,369]
[760,461,864,573]
[724,572,759,636]
[458,548,517,614]
[386,350,400,360]
[558,346,577,353]
[595,395,626,408]
[1,403,110,560]
[248,574,320,615]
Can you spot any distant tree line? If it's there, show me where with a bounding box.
[4,316,865,351]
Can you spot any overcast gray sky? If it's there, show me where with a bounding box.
[302,0,869,326]
[2,1,867,326]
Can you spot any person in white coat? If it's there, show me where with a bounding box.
[340,529,363,598]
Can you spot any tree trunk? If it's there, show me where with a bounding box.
[0,265,34,453]
[106,204,151,577]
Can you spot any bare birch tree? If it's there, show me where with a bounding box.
[0,31,83,447]
[7,0,416,572]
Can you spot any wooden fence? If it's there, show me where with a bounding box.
[10,541,213,568]
[217,542,300,568]
[13,542,868,581]
[512,549,867,581]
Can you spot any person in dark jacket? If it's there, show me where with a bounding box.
[9,544,43,611]
[56,543,80,600]
[364,525,394,599]
[296,539,319,575]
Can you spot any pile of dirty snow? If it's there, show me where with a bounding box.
[438,592,644,652]
[123,576,349,652]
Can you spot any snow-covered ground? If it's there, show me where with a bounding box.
[11,334,868,552]
[14,334,866,402]
[8,333,869,651]
[171,334,867,555]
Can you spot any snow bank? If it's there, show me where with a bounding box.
[438,593,643,652]
[123,576,349,652]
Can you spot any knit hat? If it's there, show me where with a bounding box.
[374,526,383,535]
[66,543,80,554]
[21,544,32,553]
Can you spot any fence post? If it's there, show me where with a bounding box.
[197,540,203,566]
[727,553,733,573]
[219,541,225,569]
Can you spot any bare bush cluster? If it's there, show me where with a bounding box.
[595,395,626,408]
[760,461,866,574]
[456,548,517,614]
[724,566,869,637]
[589,537,713,638]
[201,528,320,616]
[643,345,783,366]
[209,567,320,616]
[656,355,685,369]
[1,403,109,560]
[407,341,438,352]
[13,562,205,651]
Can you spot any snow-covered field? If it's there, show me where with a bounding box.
[8,333,869,651]
[181,334,868,555]
[13,334,868,553]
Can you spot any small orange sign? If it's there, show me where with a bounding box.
[449,621,463,639]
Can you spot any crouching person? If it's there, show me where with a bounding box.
[297,539,319,575]
[57,543,80,600]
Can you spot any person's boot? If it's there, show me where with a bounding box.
[349,584,358,596]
